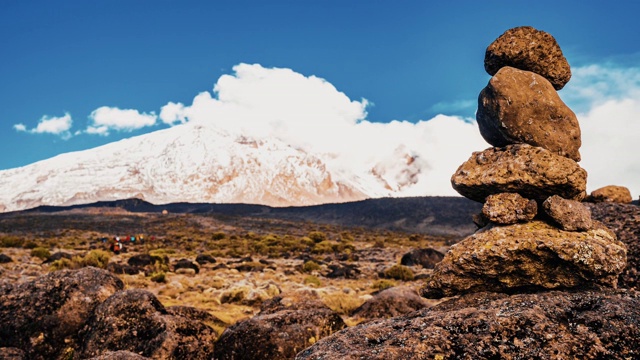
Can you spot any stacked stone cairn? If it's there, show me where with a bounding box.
[422,26,627,298]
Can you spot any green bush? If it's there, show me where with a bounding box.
[49,258,73,271]
[30,247,51,260]
[23,241,39,249]
[307,231,327,243]
[80,250,111,269]
[302,260,321,273]
[303,275,322,287]
[372,279,396,291]
[211,232,226,240]
[150,272,166,283]
[383,264,414,281]
[0,236,24,248]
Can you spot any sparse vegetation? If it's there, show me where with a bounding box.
[383,264,415,281]
[303,275,322,287]
[0,235,24,248]
[30,247,51,260]
[372,279,396,291]
[302,260,321,273]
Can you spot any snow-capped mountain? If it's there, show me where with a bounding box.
[0,122,425,213]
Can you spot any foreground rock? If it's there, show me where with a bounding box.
[477,66,581,161]
[422,220,626,298]
[0,267,123,360]
[215,291,346,360]
[451,144,587,203]
[77,289,217,359]
[484,26,571,90]
[350,286,434,323]
[587,202,640,289]
[543,195,592,231]
[297,288,640,359]
[588,185,633,204]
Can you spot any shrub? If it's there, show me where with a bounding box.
[372,279,396,291]
[30,247,51,260]
[211,232,226,240]
[303,275,322,287]
[322,293,365,316]
[0,235,24,248]
[81,250,111,269]
[150,272,166,283]
[384,264,415,281]
[302,260,321,273]
[23,241,39,249]
[307,231,327,243]
[49,258,73,271]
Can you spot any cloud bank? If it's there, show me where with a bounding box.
[14,113,73,139]
[86,106,157,136]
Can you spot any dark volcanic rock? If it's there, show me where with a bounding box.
[543,195,592,231]
[477,66,581,161]
[127,254,158,267]
[173,258,199,274]
[195,253,216,265]
[42,251,73,263]
[106,262,140,275]
[0,253,12,263]
[84,350,151,360]
[350,286,433,322]
[421,220,626,298]
[484,26,571,90]
[0,267,123,360]
[451,144,587,203]
[482,192,537,224]
[400,248,444,269]
[0,347,26,360]
[325,263,361,279]
[297,288,640,360]
[587,202,640,289]
[589,185,633,204]
[77,289,216,360]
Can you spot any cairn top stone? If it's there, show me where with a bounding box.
[477,66,581,161]
[485,26,571,90]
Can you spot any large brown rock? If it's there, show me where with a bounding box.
[587,202,640,289]
[543,195,592,231]
[589,185,633,204]
[76,289,217,360]
[485,26,571,90]
[482,192,537,224]
[0,267,124,360]
[297,289,640,360]
[477,66,581,161]
[399,248,444,269]
[421,220,626,299]
[451,144,587,203]
[350,286,434,323]
[214,291,346,360]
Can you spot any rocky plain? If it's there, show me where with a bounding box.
[2,26,640,360]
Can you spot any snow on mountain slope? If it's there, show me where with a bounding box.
[0,121,422,213]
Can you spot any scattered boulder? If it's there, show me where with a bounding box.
[477,66,581,161]
[0,267,124,360]
[76,289,216,360]
[400,248,444,269]
[543,195,592,231]
[484,26,571,90]
[173,258,199,274]
[42,251,72,264]
[587,202,640,289]
[482,192,537,224]
[106,262,140,275]
[451,144,587,203]
[0,253,12,263]
[127,254,161,267]
[195,253,216,265]
[325,263,361,279]
[350,286,433,322]
[422,220,626,298]
[298,289,640,359]
[589,185,633,204]
[215,291,346,360]
[84,350,151,360]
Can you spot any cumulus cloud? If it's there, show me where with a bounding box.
[13,113,73,139]
[86,106,157,136]
[157,63,487,196]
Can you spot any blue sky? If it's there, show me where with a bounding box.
[2,1,640,194]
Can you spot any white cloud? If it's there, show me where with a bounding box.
[157,63,487,196]
[86,106,157,135]
[13,113,73,139]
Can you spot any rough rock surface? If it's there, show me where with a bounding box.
[421,220,626,298]
[451,144,587,203]
[400,248,444,269]
[0,347,26,360]
[482,192,537,224]
[543,195,592,231]
[76,289,217,360]
[587,202,640,289]
[484,26,571,90]
[84,350,151,360]
[0,267,124,360]
[297,288,640,360]
[350,286,434,322]
[477,66,581,161]
[0,253,12,263]
[173,258,199,274]
[215,291,346,360]
[195,253,216,264]
[589,185,633,204]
